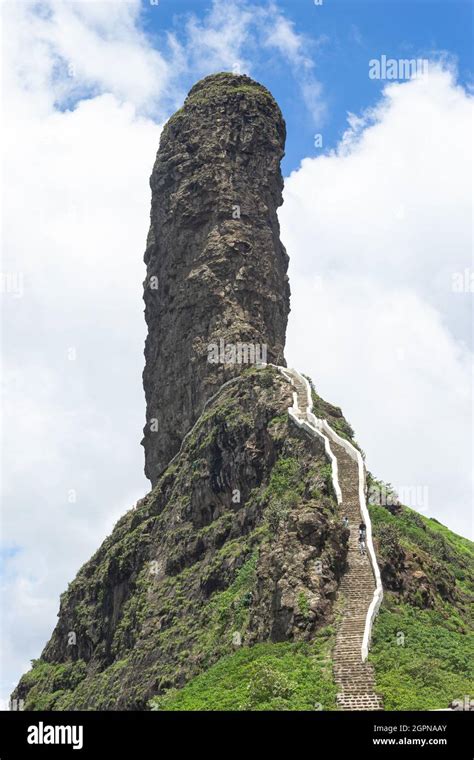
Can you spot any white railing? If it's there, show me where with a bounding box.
[170,362,383,661]
[279,368,343,504]
[277,366,383,661]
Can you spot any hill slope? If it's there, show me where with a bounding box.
[369,500,473,710]
[13,367,473,711]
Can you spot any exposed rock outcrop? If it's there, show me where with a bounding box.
[13,369,345,709]
[142,73,290,485]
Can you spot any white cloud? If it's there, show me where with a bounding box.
[180,0,256,74]
[300,79,326,124]
[2,0,170,117]
[169,0,326,124]
[263,14,310,67]
[1,0,161,708]
[280,66,473,539]
[261,9,327,123]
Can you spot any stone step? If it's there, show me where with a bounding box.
[291,380,383,712]
[337,694,384,711]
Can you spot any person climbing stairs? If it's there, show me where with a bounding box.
[330,439,383,710]
[282,367,383,711]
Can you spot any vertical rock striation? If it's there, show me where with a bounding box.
[142,73,290,485]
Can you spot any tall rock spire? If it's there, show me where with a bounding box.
[142,73,291,485]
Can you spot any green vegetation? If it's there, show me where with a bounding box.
[260,454,336,530]
[53,659,131,711]
[16,364,473,713]
[164,76,278,134]
[297,592,311,620]
[264,456,303,501]
[369,502,474,600]
[19,660,87,711]
[306,378,355,443]
[370,598,474,710]
[149,632,337,711]
[187,82,277,108]
[203,549,259,648]
[261,456,303,532]
[320,463,333,494]
[370,499,474,709]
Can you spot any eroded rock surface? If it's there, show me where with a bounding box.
[13,369,344,709]
[142,73,290,485]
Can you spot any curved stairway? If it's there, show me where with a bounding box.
[281,367,383,711]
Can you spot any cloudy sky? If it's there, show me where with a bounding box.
[1,0,472,708]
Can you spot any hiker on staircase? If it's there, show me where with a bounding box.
[358,522,367,555]
[284,367,383,710]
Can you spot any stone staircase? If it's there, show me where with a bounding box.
[287,371,383,711]
[291,374,310,417]
[331,439,383,711]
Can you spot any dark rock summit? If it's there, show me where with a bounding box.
[142,73,290,486]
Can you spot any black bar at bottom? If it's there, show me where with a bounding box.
[0,710,471,758]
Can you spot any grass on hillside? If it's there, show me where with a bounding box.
[370,597,474,710]
[149,631,337,712]
[369,501,474,601]
[369,500,473,709]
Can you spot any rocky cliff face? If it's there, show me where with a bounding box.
[13,368,346,709]
[13,366,473,710]
[142,73,290,486]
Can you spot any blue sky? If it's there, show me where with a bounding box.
[1,0,472,708]
[140,0,473,173]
